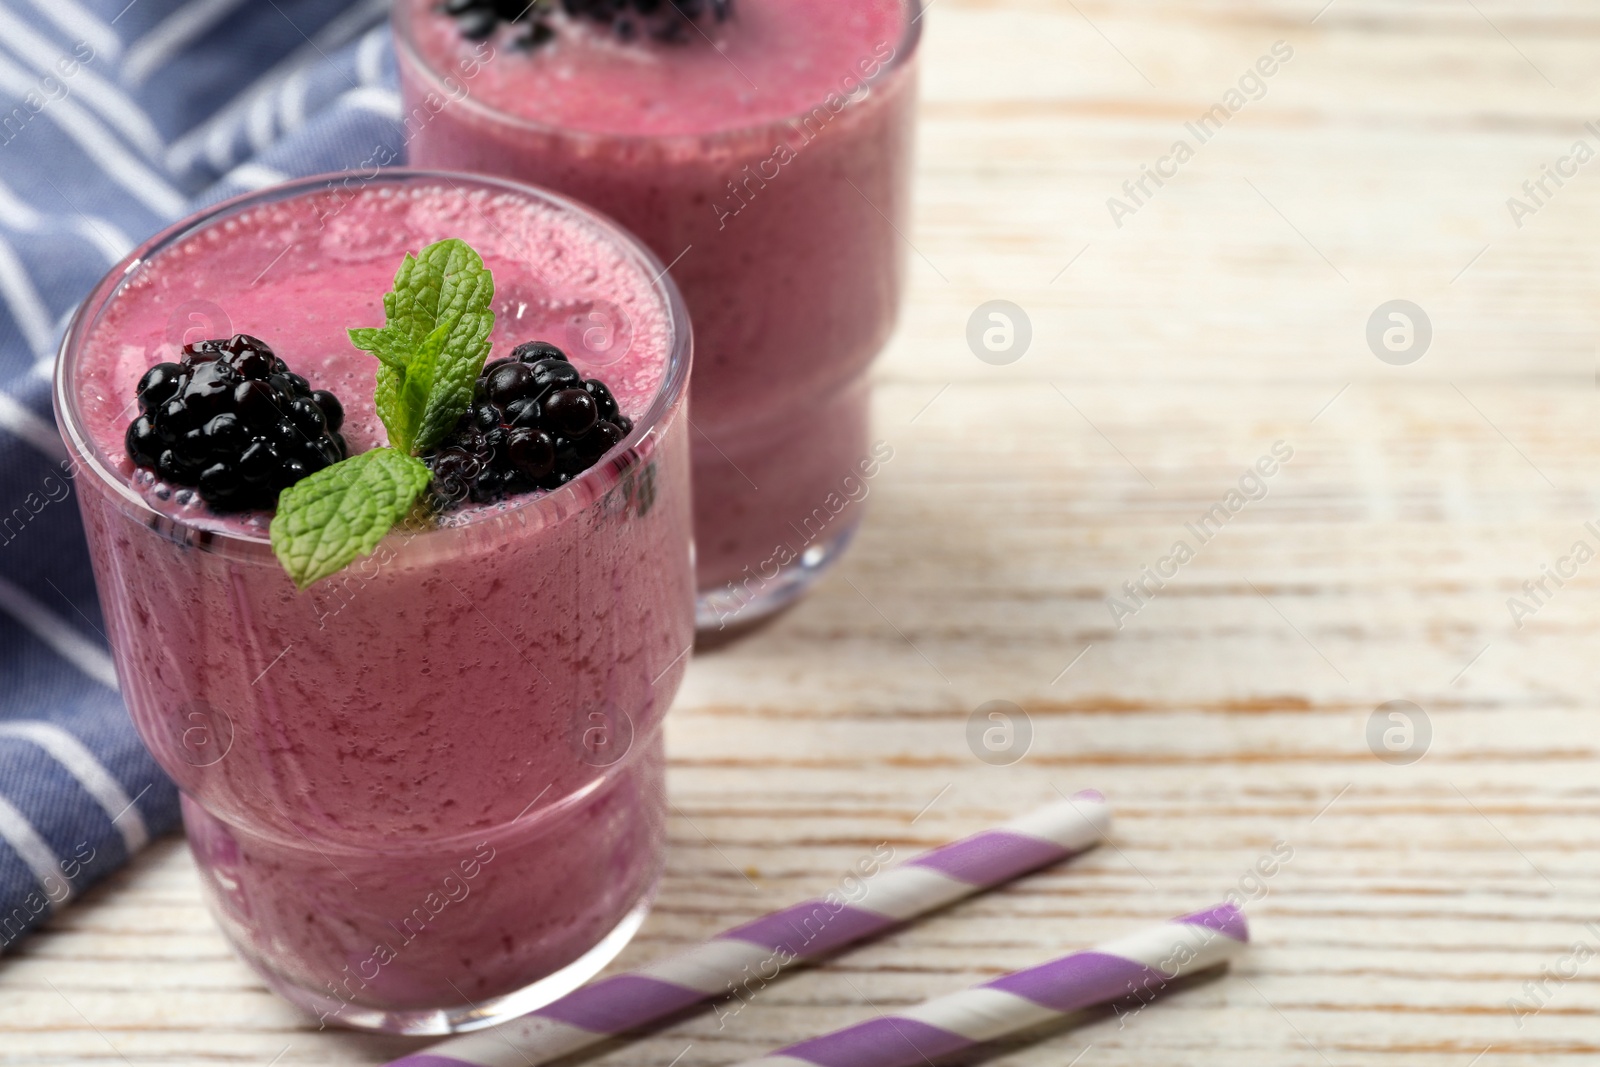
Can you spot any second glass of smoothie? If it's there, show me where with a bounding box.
[396,0,920,630]
[55,171,694,1034]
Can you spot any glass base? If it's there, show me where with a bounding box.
[695,512,863,634]
[250,883,656,1035]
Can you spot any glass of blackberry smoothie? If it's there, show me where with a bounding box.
[53,171,694,1034]
[395,0,919,630]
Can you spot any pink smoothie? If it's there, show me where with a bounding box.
[397,0,918,623]
[56,174,694,1027]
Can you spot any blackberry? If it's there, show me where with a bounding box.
[545,388,597,437]
[583,378,620,421]
[485,361,537,406]
[529,357,582,394]
[441,0,733,49]
[514,20,557,49]
[125,335,348,513]
[311,390,345,433]
[457,7,498,39]
[420,340,633,507]
[512,340,566,363]
[136,363,184,411]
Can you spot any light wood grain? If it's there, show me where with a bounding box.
[8,0,1600,1063]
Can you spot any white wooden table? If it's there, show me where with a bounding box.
[6,0,1600,1063]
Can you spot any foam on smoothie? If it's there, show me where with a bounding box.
[74,182,670,536]
[404,0,909,137]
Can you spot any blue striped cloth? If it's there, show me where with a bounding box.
[0,0,408,952]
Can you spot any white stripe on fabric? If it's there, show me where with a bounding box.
[853,864,970,923]
[0,723,149,852]
[0,180,44,228]
[0,794,68,906]
[0,56,185,217]
[246,87,277,155]
[636,937,775,994]
[1093,920,1244,974]
[122,0,252,88]
[897,987,1056,1043]
[277,67,310,133]
[355,25,387,86]
[0,174,132,264]
[437,1014,602,1066]
[165,0,392,173]
[19,0,121,62]
[202,116,235,174]
[1003,795,1110,851]
[0,232,55,359]
[0,577,119,691]
[341,86,402,121]
[0,7,165,159]
[224,163,288,191]
[0,391,66,460]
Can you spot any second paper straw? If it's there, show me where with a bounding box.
[737,903,1249,1067]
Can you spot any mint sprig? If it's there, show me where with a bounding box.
[350,238,495,455]
[269,238,497,590]
[270,448,432,589]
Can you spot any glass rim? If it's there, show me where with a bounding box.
[52,167,694,560]
[391,0,924,145]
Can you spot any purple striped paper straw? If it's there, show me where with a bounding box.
[389,792,1111,1067]
[737,904,1247,1067]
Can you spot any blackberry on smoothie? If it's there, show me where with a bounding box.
[55,172,694,1034]
[396,0,920,629]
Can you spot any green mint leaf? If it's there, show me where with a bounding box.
[413,315,483,452]
[404,319,454,441]
[346,239,495,455]
[372,360,408,455]
[269,447,433,590]
[347,327,408,370]
[368,318,453,456]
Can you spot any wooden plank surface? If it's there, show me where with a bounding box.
[7,0,1600,1063]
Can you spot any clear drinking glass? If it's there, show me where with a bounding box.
[393,0,922,630]
[53,171,694,1034]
